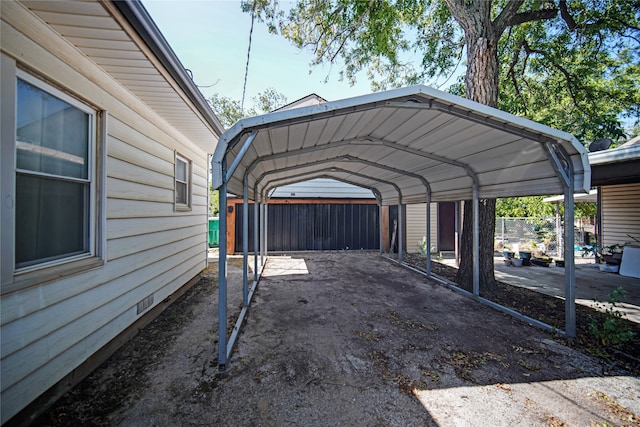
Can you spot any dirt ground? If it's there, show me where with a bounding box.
[35,252,639,426]
[402,253,640,366]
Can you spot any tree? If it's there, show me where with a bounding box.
[494,2,640,144]
[244,0,639,292]
[496,196,596,218]
[209,183,220,217]
[209,93,245,129]
[209,88,288,128]
[497,196,557,218]
[208,88,288,216]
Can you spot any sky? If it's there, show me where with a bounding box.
[142,0,376,111]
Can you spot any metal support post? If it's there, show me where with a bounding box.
[564,186,576,337]
[261,200,265,265]
[426,197,431,275]
[379,202,383,254]
[472,186,480,296]
[225,132,257,181]
[217,159,228,370]
[254,195,259,281]
[264,200,269,258]
[455,202,460,266]
[398,200,403,264]
[596,187,602,259]
[242,175,249,307]
[543,141,576,337]
[555,203,562,258]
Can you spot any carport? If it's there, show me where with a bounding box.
[210,85,590,371]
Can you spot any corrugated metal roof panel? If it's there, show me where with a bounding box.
[214,85,589,206]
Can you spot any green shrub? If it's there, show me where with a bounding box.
[588,287,635,348]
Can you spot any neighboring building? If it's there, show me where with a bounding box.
[405,203,447,254]
[227,178,456,255]
[271,177,373,199]
[589,136,640,247]
[272,93,328,111]
[1,1,223,424]
[228,177,455,255]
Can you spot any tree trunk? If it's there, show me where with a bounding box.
[464,35,498,107]
[455,27,500,293]
[456,199,497,294]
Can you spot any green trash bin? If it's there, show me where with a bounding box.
[208,217,219,248]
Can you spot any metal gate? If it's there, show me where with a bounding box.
[235,203,379,252]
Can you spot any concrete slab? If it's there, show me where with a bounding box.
[440,252,640,324]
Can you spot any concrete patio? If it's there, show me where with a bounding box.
[440,252,640,324]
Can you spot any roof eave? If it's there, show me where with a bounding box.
[110,0,225,138]
[589,145,640,165]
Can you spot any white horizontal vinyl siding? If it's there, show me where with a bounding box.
[1,6,211,422]
[405,203,438,253]
[271,178,375,198]
[2,243,203,390]
[601,184,640,247]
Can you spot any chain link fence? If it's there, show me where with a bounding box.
[495,217,595,257]
[495,217,558,256]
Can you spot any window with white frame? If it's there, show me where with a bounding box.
[14,72,96,270]
[175,153,191,209]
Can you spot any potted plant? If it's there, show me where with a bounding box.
[530,255,552,267]
[600,243,625,266]
[582,243,627,265]
[531,241,546,258]
[502,245,514,260]
[518,242,533,266]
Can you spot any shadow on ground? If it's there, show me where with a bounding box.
[35,252,639,426]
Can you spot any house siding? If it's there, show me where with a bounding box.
[405,203,439,253]
[601,183,640,247]
[271,178,375,199]
[1,3,211,422]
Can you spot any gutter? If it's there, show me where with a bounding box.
[589,144,640,165]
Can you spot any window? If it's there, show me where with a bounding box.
[175,154,191,209]
[14,72,95,271]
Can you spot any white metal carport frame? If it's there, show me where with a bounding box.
[211,85,590,371]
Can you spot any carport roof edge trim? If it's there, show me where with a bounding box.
[211,84,590,198]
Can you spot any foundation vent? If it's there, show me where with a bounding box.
[136,294,154,315]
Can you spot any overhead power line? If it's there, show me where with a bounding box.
[241,1,257,116]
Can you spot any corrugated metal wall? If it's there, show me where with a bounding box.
[602,183,640,246]
[235,203,379,252]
